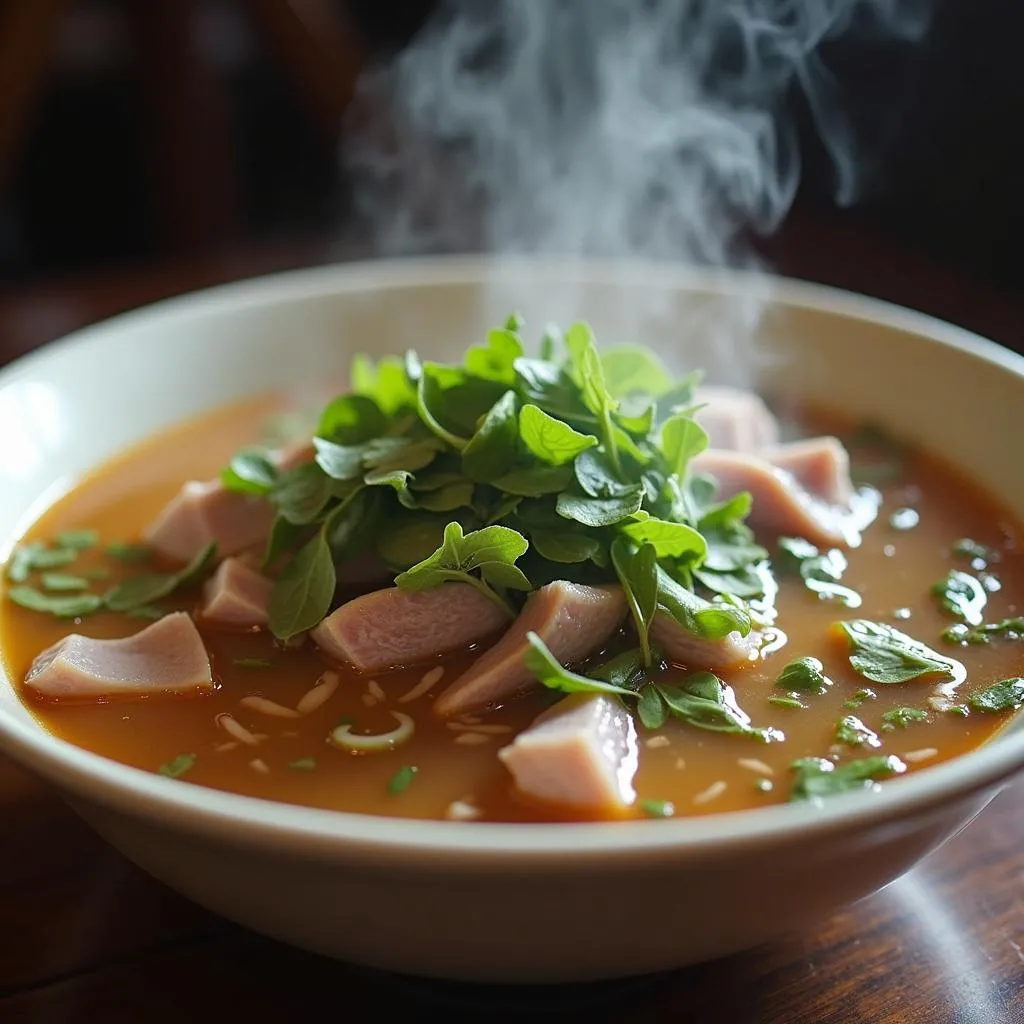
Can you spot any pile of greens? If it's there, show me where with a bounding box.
[223,315,770,658]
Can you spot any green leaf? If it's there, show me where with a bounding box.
[5,542,44,582]
[969,678,1024,713]
[931,570,987,625]
[943,617,1024,645]
[289,757,317,771]
[843,688,877,709]
[104,542,217,613]
[659,415,709,477]
[620,516,707,562]
[55,529,99,550]
[350,354,417,415]
[655,564,751,640]
[573,449,637,499]
[317,394,387,444]
[834,715,881,748]
[600,345,673,398]
[416,364,472,450]
[637,684,669,729]
[529,530,602,564]
[158,753,197,778]
[21,546,77,570]
[556,488,643,528]
[564,322,622,474]
[775,656,831,694]
[361,436,442,474]
[611,537,658,667]
[881,707,928,730]
[951,537,998,566]
[789,755,906,802]
[388,765,419,795]
[658,674,779,741]
[768,694,806,710]
[524,632,638,697]
[640,799,675,818]
[274,460,339,524]
[262,515,309,570]
[268,532,336,639]
[519,404,597,465]
[311,439,367,482]
[777,537,861,608]
[494,464,574,497]
[221,450,278,495]
[107,542,152,563]
[7,586,103,618]
[835,619,962,685]
[41,573,90,592]
[462,390,520,482]
[464,328,524,384]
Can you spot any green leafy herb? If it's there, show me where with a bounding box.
[637,684,669,729]
[22,546,78,570]
[640,799,675,818]
[127,604,165,620]
[881,707,928,730]
[519,404,597,465]
[834,715,881,748]
[395,521,530,616]
[656,673,781,742]
[221,449,278,495]
[105,542,217,613]
[158,753,197,778]
[388,765,419,795]
[834,619,963,685]
[107,542,152,563]
[943,618,1024,645]
[931,570,987,625]
[969,678,1024,714]
[843,688,877,709]
[55,529,99,550]
[268,532,336,639]
[775,656,831,694]
[5,542,44,582]
[7,587,103,618]
[41,573,90,592]
[790,754,906,802]
[778,537,861,608]
[767,694,806,710]
[289,757,317,771]
[610,538,658,667]
[951,537,998,567]
[524,633,639,698]
[233,657,274,669]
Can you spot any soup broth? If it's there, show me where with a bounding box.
[2,391,1022,823]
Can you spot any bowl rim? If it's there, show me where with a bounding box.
[1,253,1022,862]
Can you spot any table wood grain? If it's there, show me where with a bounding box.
[0,212,1022,1023]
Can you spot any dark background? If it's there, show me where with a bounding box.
[1,0,1022,297]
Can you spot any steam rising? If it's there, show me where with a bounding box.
[346,0,928,266]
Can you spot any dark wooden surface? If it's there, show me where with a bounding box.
[1,213,1023,1023]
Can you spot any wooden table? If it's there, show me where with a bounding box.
[1,214,1023,1022]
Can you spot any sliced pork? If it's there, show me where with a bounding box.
[311,583,511,673]
[692,386,780,452]
[434,582,628,717]
[498,693,639,818]
[25,611,212,701]
[763,436,853,506]
[692,448,871,547]
[200,557,272,628]
[650,613,766,671]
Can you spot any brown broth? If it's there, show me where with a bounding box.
[2,398,1024,823]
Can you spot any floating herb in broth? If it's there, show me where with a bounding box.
[1,315,1022,824]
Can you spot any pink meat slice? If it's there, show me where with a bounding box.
[434,582,628,717]
[311,583,511,672]
[692,386,780,452]
[691,448,866,547]
[143,441,313,564]
[200,557,273,628]
[24,611,212,701]
[498,693,639,818]
[649,613,766,671]
[763,436,854,506]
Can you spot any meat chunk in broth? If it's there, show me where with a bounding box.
[692,385,780,452]
[24,612,212,701]
[200,557,273,628]
[498,693,639,816]
[434,582,628,717]
[311,583,511,672]
[649,616,768,672]
[763,436,854,506]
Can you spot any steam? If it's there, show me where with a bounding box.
[341,0,928,379]
[346,0,927,264]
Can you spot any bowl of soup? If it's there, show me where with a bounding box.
[0,257,1021,983]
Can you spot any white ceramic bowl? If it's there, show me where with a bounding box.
[0,258,1022,984]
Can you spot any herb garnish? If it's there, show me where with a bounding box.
[55,529,98,550]
[40,573,90,591]
[640,799,675,818]
[158,753,197,778]
[778,537,861,608]
[969,678,1024,714]
[834,620,964,685]
[843,688,876,709]
[233,658,274,669]
[288,757,317,771]
[775,656,831,694]
[931,570,987,625]
[790,754,906,801]
[7,587,103,618]
[943,618,1024,646]
[105,542,217,614]
[834,715,881,748]
[881,707,928,730]
[388,765,418,795]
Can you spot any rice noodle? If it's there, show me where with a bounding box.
[737,758,774,776]
[249,758,270,774]
[216,713,259,746]
[361,693,378,708]
[645,735,670,749]
[331,711,415,752]
[239,695,300,719]
[214,741,239,753]
[694,780,727,805]
[296,672,340,715]
[398,665,445,704]
[903,747,939,763]
[446,800,481,821]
